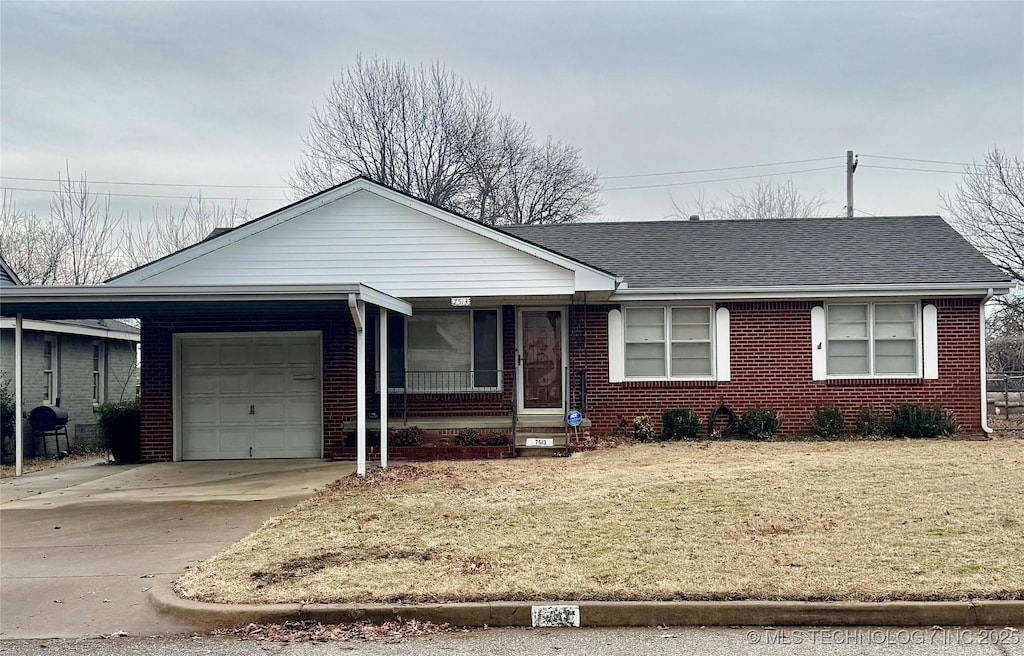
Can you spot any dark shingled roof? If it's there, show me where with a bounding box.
[502,216,1010,289]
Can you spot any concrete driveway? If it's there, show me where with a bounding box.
[0,459,356,639]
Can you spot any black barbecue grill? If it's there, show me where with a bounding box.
[29,405,70,457]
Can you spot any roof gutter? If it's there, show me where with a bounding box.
[610,282,1013,301]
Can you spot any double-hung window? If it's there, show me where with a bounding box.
[624,306,713,378]
[43,336,57,404]
[383,309,501,391]
[92,342,105,404]
[826,302,919,376]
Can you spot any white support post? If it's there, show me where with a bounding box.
[14,314,23,477]
[379,308,388,469]
[348,295,367,476]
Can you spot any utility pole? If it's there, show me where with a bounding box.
[846,149,856,218]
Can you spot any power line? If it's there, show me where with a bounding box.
[601,166,845,192]
[0,175,290,190]
[859,164,964,175]
[861,154,1023,169]
[0,186,287,202]
[599,156,843,180]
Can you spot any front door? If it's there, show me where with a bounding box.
[518,309,565,411]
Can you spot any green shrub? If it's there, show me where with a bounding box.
[455,428,480,446]
[389,426,425,447]
[661,409,702,441]
[810,406,844,440]
[96,401,141,464]
[630,415,657,442]
[889,404,957,438]
[738,407,781,440]
[855,407,886,438]
[481,430,511,446]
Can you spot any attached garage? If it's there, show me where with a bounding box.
[177,331,322,460]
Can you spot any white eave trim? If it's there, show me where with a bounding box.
[0,318,140,342]
[108,178,619,292]
[0,283,413,315]
[610,282,1014,301]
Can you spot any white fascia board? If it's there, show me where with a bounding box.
[110,178,619,292]
[0,318,140,342]
[610,282,1014,301]
[0,283,411,314]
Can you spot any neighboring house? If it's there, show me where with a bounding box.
[0,177,1013,467]
[0,255,140,456]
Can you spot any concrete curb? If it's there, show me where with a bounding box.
[150,585,1024,629]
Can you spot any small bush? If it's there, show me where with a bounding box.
[738,407,781,440]
[389,426,425,447]
[630,415,657,442]
[855,407,886,438]
[810,406,844,440]
[890,404,958,439]
[455,428,480,446]
[481,430,511,446]
[661,409,702,441]
[96,401,141,464]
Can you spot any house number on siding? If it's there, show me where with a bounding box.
[450,297,471,307]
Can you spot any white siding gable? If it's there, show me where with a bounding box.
[128,190,580,298]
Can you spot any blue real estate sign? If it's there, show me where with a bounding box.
[566,410,583,427]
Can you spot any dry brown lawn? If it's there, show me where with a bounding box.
[0,453,107,479]
[176,439,1024,605]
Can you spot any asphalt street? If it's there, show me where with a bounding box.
[2,627,1023,656]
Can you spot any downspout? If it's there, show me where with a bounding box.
[348,293,367,476]
[980,288,994,435]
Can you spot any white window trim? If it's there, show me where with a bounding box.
[825,301,922,379]
[92,341,106,405]
[376,308,503,393]
[622,305,717,381]
[43,336,58,405]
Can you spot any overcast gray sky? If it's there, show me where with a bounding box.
[2,1,1022,224]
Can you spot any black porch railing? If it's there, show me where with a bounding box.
[374,370,505,424]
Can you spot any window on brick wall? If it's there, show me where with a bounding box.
[377,309,501,392]
[92,342,106,404]
[624,306,713,379]
[43,336,58,404]
[826,302,919,376]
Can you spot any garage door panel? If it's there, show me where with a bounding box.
[183,398,218,423]
[182,372,218,395]
[220,343,250,366]
[253,370,287,394]
[180,333,322,460]
[219,371,251,395]
[288,341,319,365]
[253,342,287,365]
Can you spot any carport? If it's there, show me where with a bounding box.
[1,283,411,477]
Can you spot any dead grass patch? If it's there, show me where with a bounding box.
[213,619,456,643]
[177,439,1024,604]
[0,452,107,479]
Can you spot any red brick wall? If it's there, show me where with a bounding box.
[364,305,516,417]
[571,299,984,437]
[139,310,356,463]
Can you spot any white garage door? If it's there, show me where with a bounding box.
[180,332,322,460]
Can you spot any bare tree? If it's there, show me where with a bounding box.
[0,192,66,285]
[289,55,600,225]
[670,178,828,220]
[49,167,124,284]
[122,196,250,268]
[941,148,1024,341]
